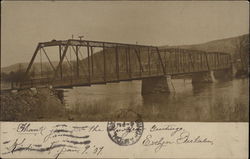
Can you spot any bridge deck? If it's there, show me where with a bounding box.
[17,66,230,89]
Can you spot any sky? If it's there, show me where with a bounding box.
[1,1,249,67]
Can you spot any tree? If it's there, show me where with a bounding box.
[234,36,249,71]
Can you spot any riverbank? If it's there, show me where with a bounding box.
[1,88,66,121]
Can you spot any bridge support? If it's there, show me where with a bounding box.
[192,71,216,83]
[141,75,172,95]
[54,89,65,104]
[213,68,233,80]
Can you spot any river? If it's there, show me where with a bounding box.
[64,78,249,122]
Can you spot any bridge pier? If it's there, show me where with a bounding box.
[141,75,172,95]
[192,71,216,83]
[213,68,233,81]
[53,89,65,104]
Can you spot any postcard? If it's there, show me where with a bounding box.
[0,1,249,158]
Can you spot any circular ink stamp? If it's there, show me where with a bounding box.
[107,109,144,146]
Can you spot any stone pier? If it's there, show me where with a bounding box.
[214,68,233,80]
[54,89,65,104]
[192,69,233,83]
[192,71,216,83]
[141,75,172,95]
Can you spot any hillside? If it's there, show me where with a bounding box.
[1,63,28,73]
[161,34,249,56]
[1,62,59,74]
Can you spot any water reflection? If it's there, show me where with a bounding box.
[64,78,249,122]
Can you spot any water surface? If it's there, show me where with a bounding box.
[64,78,249,122]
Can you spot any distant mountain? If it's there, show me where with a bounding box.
[161,34,249,56]
[163,34,249,69]
[1,63,28,74]
[1,34,249,74]
[1,62,59,74]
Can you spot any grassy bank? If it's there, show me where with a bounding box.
[0,88,66,121]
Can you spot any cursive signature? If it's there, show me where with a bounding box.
[176,131,214,145]
[142,125,214,152]
[142,135,174,152]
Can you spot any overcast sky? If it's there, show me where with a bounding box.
[1,1,249,67]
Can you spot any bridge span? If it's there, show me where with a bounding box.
[14,39,232,94]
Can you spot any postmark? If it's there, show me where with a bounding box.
[107,109,144,146]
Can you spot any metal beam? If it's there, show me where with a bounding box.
[59,45,63,79]
[87,42,91,84]
[40,39,155,49]
[205,53,210,71]
[90,47,94,76]
[180,49,183,72]
[169,52,173,74]
[174,52,177,73]
[188,53,195,72]
[102,43,106,82]
[69,45,82,77]
[125,47,129,73]
[41,47,56,72]
[128,47,132,78]
[200,53,203,71]
[115,46,119,80]
[24,43,41,79]
[155,47,166,75]
[178,52,181,73]
[76,46,79,77]
[217,53,220,69]
[148,47,151,75]
[52,40,70,81]
[72,46,89,79]
[164,49,167,73]
[134,48,144,76]
[39,49,43,78]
